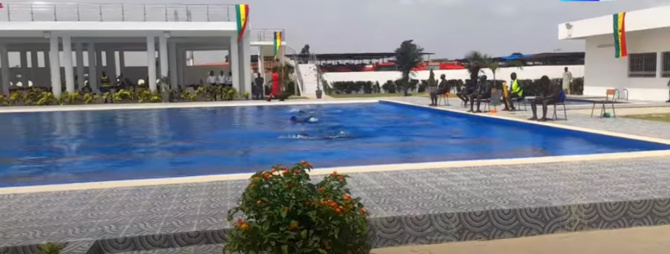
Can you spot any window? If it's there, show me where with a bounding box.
[628,53,657,78]
[662,52,670,78]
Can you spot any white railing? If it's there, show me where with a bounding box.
[283,46,304,96]
[250,29,285,42]
[0,2,236,22]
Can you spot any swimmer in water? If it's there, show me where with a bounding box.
[290,114,319,123]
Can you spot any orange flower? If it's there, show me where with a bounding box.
[338,176,344,181]
[282,170,289,175]
[241,223,249,229]
[305,201,311,206]
[263,173,270,179]
[330,171,338,177]
[271,168,277,173]
[253,176,259,181]
[289,221,299,230]
[282,207,289,212]
[344,194,351,201]
[237,218,243,226]
[257,200,262,205]
[280,166,287,170]
[251,184,256,188]
[330,202,337,208]
[306,162,312,168]
[360,208,368,214]
[300,160,306,165]
[294,169,300,174]
[318,187,325,192]
[335,208,341,214]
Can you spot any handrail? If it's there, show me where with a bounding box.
[621,88,629,101]
[283,46,304,96]
[250,29,285,42]
[0,2,236,22]
[307,54,325,91]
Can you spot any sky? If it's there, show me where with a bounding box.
[4,0,670,65]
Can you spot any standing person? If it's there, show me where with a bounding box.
[267,69,281,101]
[226,72,233,88]
[529,76,561,122]
[562,67,572,94]
[100,71,112,103]
[207,71,217,100]
[429,74,449,106]
[207,71,217,87]
[216,71,226,87]
[254,72,265,100]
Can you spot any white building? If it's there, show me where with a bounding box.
[0,2,287,97]
[559,5,670,101]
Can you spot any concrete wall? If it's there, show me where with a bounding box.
[322,65,584,85]
[584,28,670,101]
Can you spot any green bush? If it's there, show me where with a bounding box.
[225,161,370,254]
[37,92,57,105]
[382,80,396,93]
[373,81,381,93]
[36,242,63,254]
[362,81,373,94]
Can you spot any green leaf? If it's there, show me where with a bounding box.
[281,245,289,254]
[301,229,308,239]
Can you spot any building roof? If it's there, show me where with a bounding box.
[285,52,434,61]
[559,5,670,40]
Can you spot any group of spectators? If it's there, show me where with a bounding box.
[429,68,571,122]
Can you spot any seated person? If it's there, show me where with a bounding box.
[457,79,476,107]
[429,74,450,106]
[529,76,562,121]
[468,75,491,113]
[503,72,524,111]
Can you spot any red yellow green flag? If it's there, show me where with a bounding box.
[274,32,282,59]
[236,4,249,41]
[613,12,627,58]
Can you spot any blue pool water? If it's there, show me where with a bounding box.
[0,102,668,187]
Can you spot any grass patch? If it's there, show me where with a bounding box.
[625,113,670,123]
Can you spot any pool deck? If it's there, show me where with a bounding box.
[2,98,670,254]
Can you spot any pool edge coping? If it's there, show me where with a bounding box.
[2,98,670,194]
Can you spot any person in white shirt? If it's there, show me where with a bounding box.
[562,67,572,94]
[207,71,216,86]
[216,71,226,87]
[226,72,233,87]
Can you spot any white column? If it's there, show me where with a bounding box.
[657,52,663,78]
[159,35,169,81]
[177,48,185,86]
[229,36,240,91]
[19,51,28,86]
[258,47,264,76]
[30,51,39,87]
[168,41,178,88]
[118,50,125,76]
[95,50,102,81]
[146,36,157,92]
[0,45,9,95]
[87,43,98,91]
[105,50,116,80]
[62,36,75,93]
[49,36,62,97]
[75,42,85,90]
[240,31,252,95]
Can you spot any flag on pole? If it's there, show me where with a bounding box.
[0,3,4,9]
[274,32,282,59]
[235,4,249,41]
[613,12,627,58]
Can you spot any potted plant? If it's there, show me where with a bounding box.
[243,91,250,100]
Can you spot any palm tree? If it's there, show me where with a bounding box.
[463,51,490,79]
[394,40,424,96]
[486,59,500,86]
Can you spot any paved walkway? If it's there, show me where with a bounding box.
[374,225,670,254]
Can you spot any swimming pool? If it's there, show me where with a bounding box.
[0,102,668,187]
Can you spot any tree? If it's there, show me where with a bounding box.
[463,51,490,79]
[394,40,424,96]
[427,69,437,87]
[487,59,500,86]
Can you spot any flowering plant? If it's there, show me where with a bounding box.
[225,161,370,254]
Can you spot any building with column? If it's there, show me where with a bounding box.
[559,5,670,101]
[0,2,253,97]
